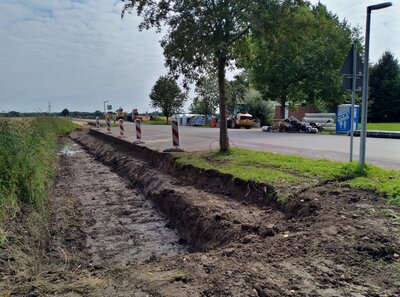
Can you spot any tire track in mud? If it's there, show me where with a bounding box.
[71,131,287,251]
[50,142,188,268]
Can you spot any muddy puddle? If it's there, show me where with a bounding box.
[58,142,83,156]
[54,142,188,267]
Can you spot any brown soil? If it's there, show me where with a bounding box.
[1,129,399,297]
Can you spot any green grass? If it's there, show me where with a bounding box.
[366,123,400,131]
[0,117,79,245]
[174,149,400,205]
[346,166,400,206]
[144,120,170,125]
[100,123,119,128]
[143,116,170,125]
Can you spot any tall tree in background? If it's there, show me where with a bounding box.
[149,76,186,123]
[369,51,400,122]
[122,0,276,151]
[190,76,219,126]
[61,108,69,117]
[226,74,250,115]
[243,1,355,118]
[242,89,275,125]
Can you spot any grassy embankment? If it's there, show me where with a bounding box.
[0,117,79,245]
[366,123,400,131]
[175,149,400,206]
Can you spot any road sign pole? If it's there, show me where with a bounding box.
[350,43,357,162]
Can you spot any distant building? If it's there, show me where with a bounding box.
[274,102,317,120]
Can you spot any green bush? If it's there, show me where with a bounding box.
[242,89,275,126]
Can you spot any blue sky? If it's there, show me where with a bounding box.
[0,0,398,113]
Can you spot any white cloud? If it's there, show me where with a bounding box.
[0,0,398,112]
[0,0,166,112]
[309,0,400,63]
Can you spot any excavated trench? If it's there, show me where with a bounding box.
[50,141,188,268]
[4,128,400,296]
[70,130,291,252]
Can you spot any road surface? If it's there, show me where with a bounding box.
[94,123,400,169]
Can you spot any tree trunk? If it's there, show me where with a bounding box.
[218,55,230,152]
[280,96,286,120]
[166,115,169,124]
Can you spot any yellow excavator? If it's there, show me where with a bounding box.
[116,107,128,121]
[229,113,254,129]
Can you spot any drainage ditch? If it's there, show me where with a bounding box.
[50,141,188,267]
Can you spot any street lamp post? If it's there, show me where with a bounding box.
[103,100,109,117]
[359,2,392,167]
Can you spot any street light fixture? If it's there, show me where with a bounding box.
[359,2,392,167]
[103,100,109,116]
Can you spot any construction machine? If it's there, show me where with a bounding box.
[228,113,254,129]
[116,107,128,121]
[128,109,143,122]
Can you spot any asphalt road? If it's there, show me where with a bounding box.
[95,123,400,170]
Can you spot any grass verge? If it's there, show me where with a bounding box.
[345,166,400,206]
[366,123,400,131]
[100,123,119,128]
[174,148,400,205]
[0,117,79,245]
[143,116,170,125]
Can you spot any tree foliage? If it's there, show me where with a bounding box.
[190,75,219,125]
[122,0,273,151]
[369,52,400,123]
[242,89,275,126]
[94,110,103,117]
[243,1,356,118]
[149,76,185,123]
[61,108,69,117]
[226,73,250,115]
[6,111,20,117]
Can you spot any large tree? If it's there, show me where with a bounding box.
[190,76,219,126]
[243,1,356,118]
[61,108,69,117]
[122,0,274,151]
[242,89,275,126]
[149,76,185,123]
[369,51,400,123]
[226,73,250,115]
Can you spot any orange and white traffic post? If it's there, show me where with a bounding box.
[106,117,111,133]
[118,119,125,138]
[163,119,184,152]
[134,119,145,144]
[96,116,100,129]
[172,119,180,147]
